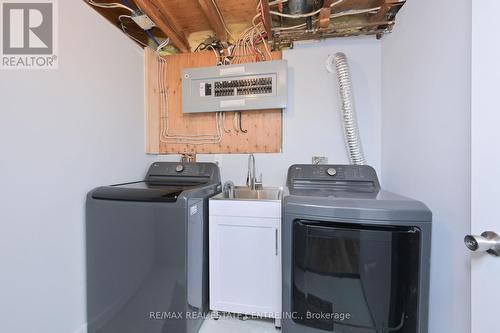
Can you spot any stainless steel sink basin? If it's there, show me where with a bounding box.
[213,186,282,201]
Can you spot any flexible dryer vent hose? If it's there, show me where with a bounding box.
[329,52,366,165]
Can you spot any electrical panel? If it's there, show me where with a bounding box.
[182,60,288,113]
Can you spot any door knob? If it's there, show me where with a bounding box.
[464,231,500,256]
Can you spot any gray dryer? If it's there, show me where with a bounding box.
[282,164,432,333]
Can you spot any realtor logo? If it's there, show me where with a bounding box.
[1,0,58,69]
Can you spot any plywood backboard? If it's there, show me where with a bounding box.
[145,48,283,154]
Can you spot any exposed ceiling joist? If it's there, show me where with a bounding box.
[370,0,400,23]
[261,0,273,41]
[318,0,334,29]
[134,0,191,52]
[85,0,407,51]
[198,0,227,41]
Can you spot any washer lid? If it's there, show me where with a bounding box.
[91,181,192,202]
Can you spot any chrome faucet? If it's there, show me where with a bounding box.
[246,154,262,190]
[223,181,235,198]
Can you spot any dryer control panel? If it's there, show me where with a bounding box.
[287,164,380,192]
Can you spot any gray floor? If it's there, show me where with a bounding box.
[199,313,280,333]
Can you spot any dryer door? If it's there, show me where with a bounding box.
[292,220,420,333]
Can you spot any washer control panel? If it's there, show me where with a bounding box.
[147,162,219,179]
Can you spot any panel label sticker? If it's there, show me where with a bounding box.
[219,66,245,76]
[220,99,245,108]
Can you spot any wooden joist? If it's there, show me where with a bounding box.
[134,0,190,52]
[318,0,333,30]
[198,0,227,41]
[85,0,407,51]
[261,0,273,41]
[370,0,402,23]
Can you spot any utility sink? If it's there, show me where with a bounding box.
[212,186,282,201]
[209,185,282,322]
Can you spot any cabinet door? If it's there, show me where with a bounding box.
[209,215,280,316]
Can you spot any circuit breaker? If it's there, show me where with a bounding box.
[182,60,288,113]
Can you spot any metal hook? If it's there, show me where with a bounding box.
[238,112,248,133]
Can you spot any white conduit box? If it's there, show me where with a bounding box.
[182,60,288,113]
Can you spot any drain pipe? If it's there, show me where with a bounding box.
[327,52,366,165]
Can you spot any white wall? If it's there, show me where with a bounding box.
[159,38,382,186]
[0,1,150,333]
[380,1,471,333]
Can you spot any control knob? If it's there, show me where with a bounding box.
[327,168,337,176]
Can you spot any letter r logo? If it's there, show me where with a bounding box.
[2,2,53,55]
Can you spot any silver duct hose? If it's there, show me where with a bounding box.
[328,52,366,165]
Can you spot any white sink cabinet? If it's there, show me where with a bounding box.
[209,195,282,325]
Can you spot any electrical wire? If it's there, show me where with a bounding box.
[238,112,247,133]
[157,38,170,52]
[271,7,382,31]
[269,0,344,19]
[233,113,240,133]
[206,45,221,65]
[230,0,271,64]
[146,30,160,46]
[156,48,224,144]
[122,0,136,10]
[269,0,288,5]
[86,0,134,13]
[119,16,151,48]
[118,14,132,22]
[222,113,231,133]
[118,15,163,48]
[120,21,149,48]
[211,0,236,42]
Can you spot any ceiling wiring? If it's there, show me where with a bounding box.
[194,38,227,65]
[121,0,137,10]
[269,0,344,19]
[89,1,162,48]
[86,0,134,13]
[271,7,382,31]
[118,15,153,48]
[118,14,132,21]
[210,0,236,42]
[157,38,170,51]
[230,0,272,64]
[269,0,288,5]
[224,0,274,134]
[146,30,161,46]
[119,21,150,47]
